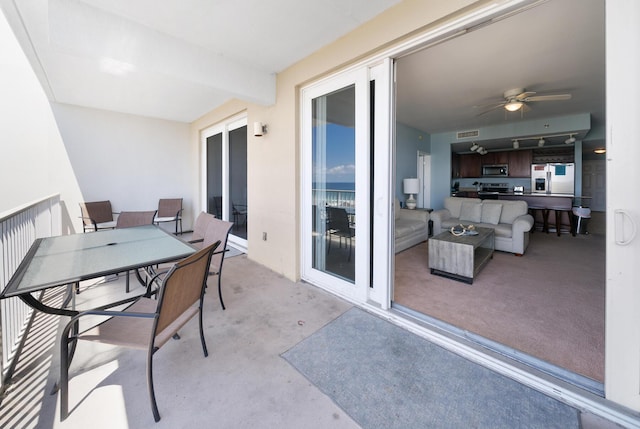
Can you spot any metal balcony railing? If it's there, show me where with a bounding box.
[312,188,355,211]
[0,194,60,391]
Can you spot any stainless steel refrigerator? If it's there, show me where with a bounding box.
[531,163,575,195]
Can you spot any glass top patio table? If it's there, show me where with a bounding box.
[1,225,196,299]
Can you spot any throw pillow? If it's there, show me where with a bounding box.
[481,203,503,225]
[459,201,482,223]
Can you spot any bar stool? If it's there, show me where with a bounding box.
[547,199,575,237]
[528,205,548,233]
[572,206,592,234]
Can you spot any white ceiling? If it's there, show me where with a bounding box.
[2,0,401,122]
[3,0,605,154]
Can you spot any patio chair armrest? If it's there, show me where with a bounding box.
[144,267,171,295]
[79,215,98,227]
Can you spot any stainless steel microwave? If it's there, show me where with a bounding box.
[482,164,509,177]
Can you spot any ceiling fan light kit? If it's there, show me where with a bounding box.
[476,87,572,117]
[505,101,523,112]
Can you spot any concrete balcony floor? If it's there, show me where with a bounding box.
[0,240,621,429]
[0,249,357,429]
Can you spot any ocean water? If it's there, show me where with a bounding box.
[315,182,355,191]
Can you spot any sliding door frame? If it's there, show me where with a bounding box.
[200,113,248,250]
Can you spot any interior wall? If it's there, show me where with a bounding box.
[0,8,82,230]
[51,103,194,233]
[395,122,430,204]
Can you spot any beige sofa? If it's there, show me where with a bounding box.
[395,199,430,253]
[430,197,534,255]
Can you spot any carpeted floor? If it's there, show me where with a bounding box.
[283,307,580,429]
[394,226,605,383]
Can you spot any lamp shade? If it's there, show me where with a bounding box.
[403,178,420,195]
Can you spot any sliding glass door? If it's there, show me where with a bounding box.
[202,115,248,249]
[302,64,391,304]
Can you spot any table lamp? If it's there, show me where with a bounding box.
[403,178,419,210]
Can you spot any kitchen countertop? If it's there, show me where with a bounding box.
[498,192,575,198]
[452,190,575,198]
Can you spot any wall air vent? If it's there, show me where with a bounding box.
[457,130,479,139]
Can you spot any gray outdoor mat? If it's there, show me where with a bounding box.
[282,307,579,429]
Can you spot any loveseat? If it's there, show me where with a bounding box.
[395,199,430,253]
[430,197,534,255]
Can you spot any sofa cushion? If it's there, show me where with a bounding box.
[459,201,482,223]
[481,203,502,225]
[395,218,426,239]
[497,200,528,224]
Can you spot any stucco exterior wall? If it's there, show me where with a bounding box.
[0,10,80,221]
[189,0,476,280]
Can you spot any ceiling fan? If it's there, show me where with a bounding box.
[475,88,572,116]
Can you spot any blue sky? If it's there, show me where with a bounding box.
[313,123,355,184]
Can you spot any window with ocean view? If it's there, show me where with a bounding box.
[311,85,356,282]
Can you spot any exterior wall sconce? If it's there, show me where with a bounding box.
[253,122,267,137]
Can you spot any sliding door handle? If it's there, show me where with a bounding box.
[614,209,637,246]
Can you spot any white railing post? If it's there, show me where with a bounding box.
[0,194,60,390]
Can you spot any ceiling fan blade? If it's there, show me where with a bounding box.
[475,103,505,117]
[514,91,536,100]
[524,94,572,102]
[473,101,504,109]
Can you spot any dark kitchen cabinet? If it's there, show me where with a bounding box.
[509,150,532,177]
[451,153,460,178]
[458,153,482,178]
[483,151,509,165]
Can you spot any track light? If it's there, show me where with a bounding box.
[538,138,545,147]
[565,134,576,144]
[470,143,479,151]
[513,140,519,149]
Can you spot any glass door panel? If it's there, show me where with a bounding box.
[202,116,248,249]
[229,126,248,239]
[302,67,373,303]
[312,85,356,282]
[206,132,223,219]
